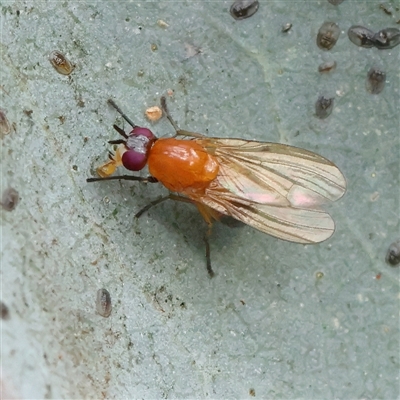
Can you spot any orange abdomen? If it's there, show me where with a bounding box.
[148,138,219,193]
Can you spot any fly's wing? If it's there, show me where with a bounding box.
[192,138,346,243]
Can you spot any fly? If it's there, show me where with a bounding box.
[87,97,347,276]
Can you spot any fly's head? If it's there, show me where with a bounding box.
[121,127,157,171]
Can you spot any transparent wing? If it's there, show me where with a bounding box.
[191,138,346,243]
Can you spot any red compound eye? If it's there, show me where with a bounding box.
[129,127,155,140]
[122,150,148,171]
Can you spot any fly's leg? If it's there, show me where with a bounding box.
[136,191,215,277]
[135,194,195,218]
[108,139,125,145]
[87,175,158,183]
[88,173,216,276]
[107,99,137,129]
[160,96,181,133]
[160,96,205,139]
[134,196,171,218]
[204,224,214,278]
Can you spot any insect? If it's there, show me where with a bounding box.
[347,25,376,48]
[386,240,400,267]
[96,288,112,318]
[315,96,334,119]
[281,23,292,33]
[327,0,346,4]
[372,28,400,50]
[366,67,386,94]
[1,187,19,211]
[87,97,346,276]
[318,60,337,74]
[49,50,74,75]
[316,22,340,51]
[230,0,259,20]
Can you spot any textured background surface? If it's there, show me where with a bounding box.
[1,1,399,398]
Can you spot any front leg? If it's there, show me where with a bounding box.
[86,175,158,183]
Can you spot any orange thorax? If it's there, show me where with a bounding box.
[148,138,219,194]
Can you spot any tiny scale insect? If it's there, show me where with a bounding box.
[88,97,346,275]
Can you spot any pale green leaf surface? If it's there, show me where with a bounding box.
[1,1,399,398]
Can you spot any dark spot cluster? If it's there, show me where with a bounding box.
[312,20,398,117]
